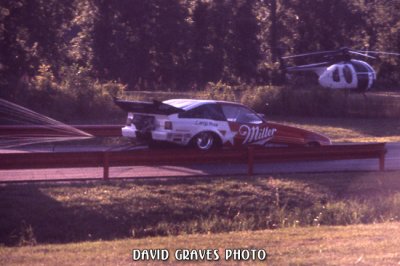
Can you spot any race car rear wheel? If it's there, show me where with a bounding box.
[192,132,220,151]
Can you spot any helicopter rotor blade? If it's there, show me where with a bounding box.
[348,50,376,59]
[282,50,336,59]
[286,62,329,75]
[353,50,400,56]
[283,48,400,61]
[286,62,329,69]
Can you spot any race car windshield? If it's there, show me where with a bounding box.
[221,105,263,124]
[179,104,225,121]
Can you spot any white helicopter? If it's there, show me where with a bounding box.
[282,47,400,91]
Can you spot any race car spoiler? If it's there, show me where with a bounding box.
[114,98,183,115]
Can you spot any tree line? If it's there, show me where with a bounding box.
[1,0,400,102]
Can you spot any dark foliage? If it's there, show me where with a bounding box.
[1,0,400,101]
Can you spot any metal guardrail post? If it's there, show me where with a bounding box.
[103,152,110,180]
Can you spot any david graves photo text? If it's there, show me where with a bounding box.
[132,248,268,262]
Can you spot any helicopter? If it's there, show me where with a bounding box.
[281,47,400,91]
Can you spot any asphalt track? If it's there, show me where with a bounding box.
[0,142,399,182]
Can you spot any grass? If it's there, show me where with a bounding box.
[1,172,400,247]
[1,222,399,265]
[270,116,400,143]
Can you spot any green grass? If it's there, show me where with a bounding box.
[270,116,400,143]
[1,172,400,247]
[1,222,399,265]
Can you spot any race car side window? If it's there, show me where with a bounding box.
[179,104,225,121]
[221,105,263,124]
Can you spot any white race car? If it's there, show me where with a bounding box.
[115,99,331,150]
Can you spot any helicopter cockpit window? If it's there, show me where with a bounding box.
[352,61,367,72]
[332,67,340,82]
[343,65,352,84]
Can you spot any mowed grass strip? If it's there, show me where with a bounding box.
[1,222,399,265]
[270,116,400,143]
[1,172,400,247]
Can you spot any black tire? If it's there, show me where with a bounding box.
[191,132,221,151]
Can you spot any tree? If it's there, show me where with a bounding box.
[232,0,261,82]
[0,0,74,99]
[92,0,190,90]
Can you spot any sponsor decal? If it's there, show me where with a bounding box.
[195,121,218,127]
[239,125,277,145]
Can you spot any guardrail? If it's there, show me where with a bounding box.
[248,143,387,175]
[0,143,387,181]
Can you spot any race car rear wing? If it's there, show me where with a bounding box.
[114,98,183,115]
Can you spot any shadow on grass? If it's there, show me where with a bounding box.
[0,184,125,246]
[0,177,269,246]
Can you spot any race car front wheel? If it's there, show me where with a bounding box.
[192,132,220,151]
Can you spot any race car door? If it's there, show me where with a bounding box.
[220,103,277,146]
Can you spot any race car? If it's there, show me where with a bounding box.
[115,98,331,150]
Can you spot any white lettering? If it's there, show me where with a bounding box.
[175,249,220,261]
[132,249,169,261]
[239,125,277,144]
[224,249,268,261]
